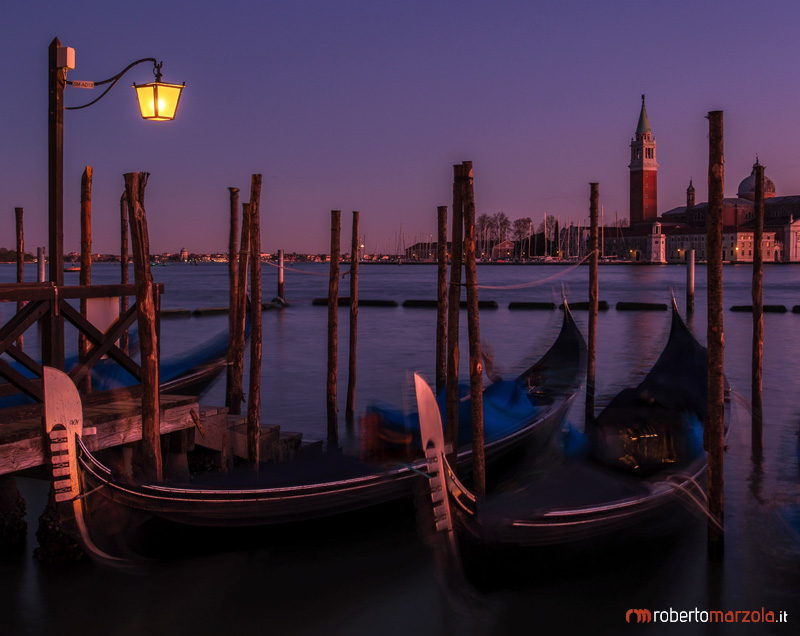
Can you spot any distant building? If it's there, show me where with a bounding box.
[603,97,800,263]
[661,163,800,262]
[491,240,515,261]
[629,94,658,226]
[179,247,188,262]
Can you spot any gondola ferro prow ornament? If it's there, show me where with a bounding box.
[43,366,125,564]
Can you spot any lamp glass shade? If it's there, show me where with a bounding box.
[134,81,185,121]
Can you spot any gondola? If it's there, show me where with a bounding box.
[417,299,730,551]
[361,301,588,469]
[88,317,240,397]
[0,316,244,408]
[44,303,585,552]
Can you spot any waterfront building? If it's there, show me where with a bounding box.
[604,98,800,263]
[661,163,800,262]
[491,240,515,261]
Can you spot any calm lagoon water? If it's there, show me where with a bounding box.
[1,262,798,635]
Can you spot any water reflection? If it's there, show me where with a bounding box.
[3,264,800,634]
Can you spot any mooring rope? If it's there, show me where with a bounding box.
[261,252,595,286]
[474,252,593,290]
[660,472,725,533]
[262,261,332,276]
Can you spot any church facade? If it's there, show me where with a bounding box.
[600,97,800,263]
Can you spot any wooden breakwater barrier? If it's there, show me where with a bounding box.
[160,302,289,318]
[158,300,800,317]
[402,299,499,309]
[312,297,398,307]
[731,304,787,313]
[151,300,800,315]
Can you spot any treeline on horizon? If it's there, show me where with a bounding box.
[0,248,35,263]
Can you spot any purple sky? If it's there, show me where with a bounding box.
[3,1,800,256]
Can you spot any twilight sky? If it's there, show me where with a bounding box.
[2,0,800,256]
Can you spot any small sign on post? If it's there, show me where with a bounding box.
[71,80,95,89]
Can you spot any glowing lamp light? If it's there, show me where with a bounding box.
[134,80,184,120]
[133,63,185,121]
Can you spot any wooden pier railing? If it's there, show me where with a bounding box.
[0,282,163,404]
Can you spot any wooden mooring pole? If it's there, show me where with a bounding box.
[462,161,486,500]
[226,186,240,412]
[277,249,285,300]
[247,176,263,465]
[706,111,725,559]
[436,205,448,395]
[752,161,765,458]
[327,210,341,449]
[586,183,599,425]
[346,211,360,425]
[14,207,24,350]
[446,165,464,467]
[120,192,129,355]
[124,172,162,482]
[229,202,250,416]
[687,249,695,315]
[37,247,46,282]
[79,167,92,393]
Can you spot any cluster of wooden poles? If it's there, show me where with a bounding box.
[706,111,767,559]
[318,112,765,562]
[223,179,264,466]
[11,171,269,479]
[324,209,361,449]
[7,111,767,560]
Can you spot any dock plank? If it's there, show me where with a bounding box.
[0,395,200,477]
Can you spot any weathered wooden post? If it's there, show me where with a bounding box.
[752,161,765,458]
[436,205,448,395]
[327,210,341,449]
[226,186,240,411]
[79,167,92,392]
[706,110,725,558]
[38,247,46,282]
[247,175,263,465]
[14,207,24,350]
[277,249,285,300]
[445,165,464,467]
[346,211,360,424]
[228,202,250,416]
[586,183,599,424]
[462,161,486,499]
[124,172,162,482]
[120,192,129,355]
[687,249,695,314]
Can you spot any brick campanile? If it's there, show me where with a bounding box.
[629,94,658,225]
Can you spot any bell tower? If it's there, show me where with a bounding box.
[629,94,658,226]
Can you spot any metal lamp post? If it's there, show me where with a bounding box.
[45,36,184,367]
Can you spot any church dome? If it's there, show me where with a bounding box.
[737,163,776,201]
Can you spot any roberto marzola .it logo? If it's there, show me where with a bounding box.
[626,609,651,623]
[626,608,788,623]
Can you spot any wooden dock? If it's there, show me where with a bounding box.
[0,393,314,478]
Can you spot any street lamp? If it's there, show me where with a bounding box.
[46,37,184,366]
[49,37,184,285]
